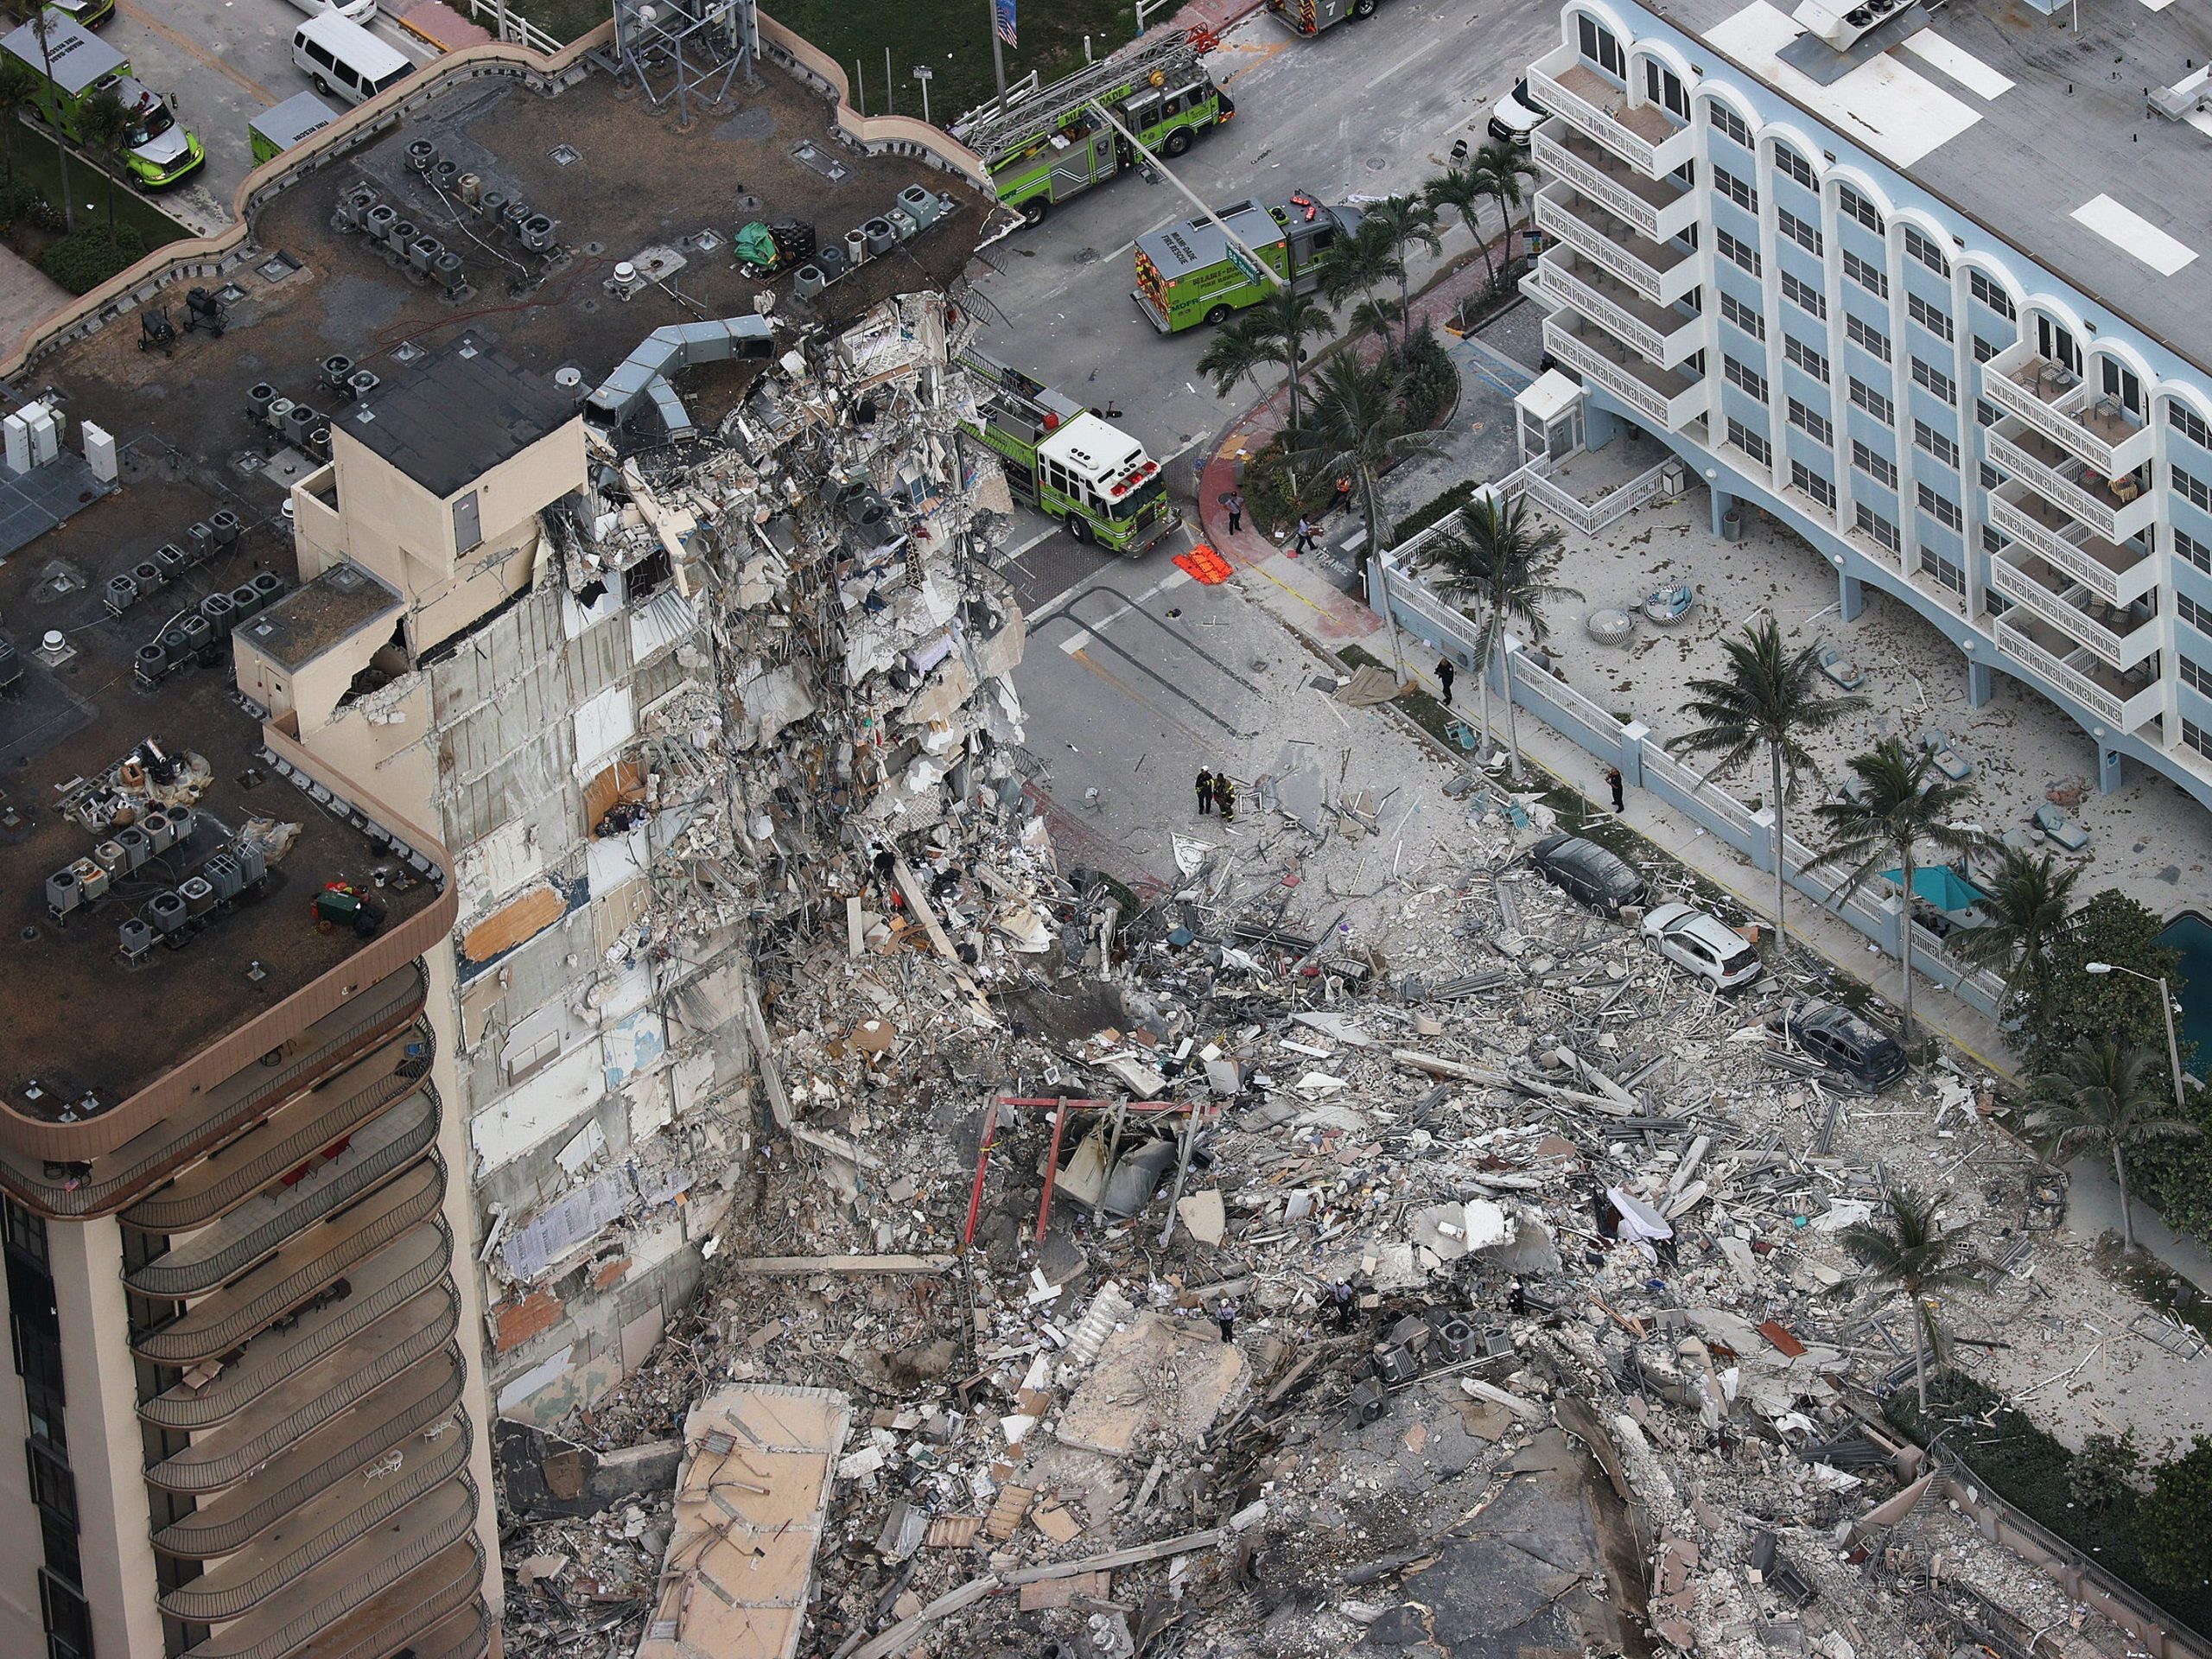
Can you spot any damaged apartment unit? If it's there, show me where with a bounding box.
[1521,0,2212,810]
[268,295,1027,1432]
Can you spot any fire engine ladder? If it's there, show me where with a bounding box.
[960,34,1201,164]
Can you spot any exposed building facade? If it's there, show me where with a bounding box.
[1521,0,2212,808]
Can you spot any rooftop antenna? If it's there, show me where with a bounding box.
[604,0,760,129]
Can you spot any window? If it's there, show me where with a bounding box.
[1914,419,1960,467]
[1790,461,1836,510]
[1855,502,1900,550]
[2176,464,2212,514]
[1724,354,1768,401]
[2181,591,2212,634]
[1918,546,1966,592]
[1709,101,1751,147]
[2037,315,2082,376]
[1911,357,1955,403]
[24,1383,62,1453]
[1843,249,1888,298]
[1713,164,1757,212]
[2171,401,2212,450]
[1975,397,2001,428]
[1715,226,1761,276]
[1772,144,1817,191]
[1789,397,1833,445]
[1853,441,1897,490]
[1777,207,1821,254]
[1783,335,1828,384]
[1902,223,1950,275]
[1968,268,2015,320]
[1719,290,1764,340]
[1850,377,1895,425]
[1845,314,1891,363]
[1644,60,1689,119]
[3,1199,47,1268]
[1838,184,1884,234]
[1907,292,1955,342]
[1917,482,1962,530]
[1972,336,2000,364]
[1578,14,1626,77]
[27,1441,74,1525]
[2185,719,2212,760]
[2183,656,2212,697]
[2178,527,2212,575]
[1780,270,1826,321]
[39,1512,78,1595]
[1983,525,2009,555]
[1980,461,2004,490]
[1726,416,1772,467]
[40,1570,90,1659]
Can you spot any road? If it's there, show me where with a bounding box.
[99,0,442,233]
[973,0,1560,877]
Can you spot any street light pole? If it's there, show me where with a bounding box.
[2084,960,2189,1108]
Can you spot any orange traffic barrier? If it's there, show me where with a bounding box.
[1174,544,1234,584]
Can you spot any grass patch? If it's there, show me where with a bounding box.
[0,119,191,257]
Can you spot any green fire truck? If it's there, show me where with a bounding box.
[951,31,1234,228]
[2,13,204,189]
[961,350,1179,555]
[1132,190,1359,334]
[1267,0,1394,32]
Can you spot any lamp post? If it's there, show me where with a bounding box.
[2084,959,2189,1108]
[912,64,934,126]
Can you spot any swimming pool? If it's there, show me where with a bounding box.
[2154,912,2212,1075]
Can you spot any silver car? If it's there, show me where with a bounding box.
[1640,901,1762,990]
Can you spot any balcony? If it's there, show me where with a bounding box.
[1995,613,2164,731]
[160,1417,472,1623]
[1530,124,1698,245]
[134,1156,446,1365]
[1528,45,1697,177]
[182,1478,480,1659]
[126,1088,440,1298]
[148,1284,460,1497]
[1986,480,2158,607]
[1990,551,2160,671]
[1984,342,2155,476]
[1531,246,1701,366]
[126,1027,434,1235]
[1544,315,1707,431]
[397,1604,493,1659]
[1986,418,2158,544]
[1532,182,1698,306]
[289,1541,485,1659]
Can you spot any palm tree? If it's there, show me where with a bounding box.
[1360,194,1441,347]
[1426,493,1579,772]
[0,56,40,189]
[1669,619,1864,944]
[1948,848,2082,1012]
[27,9,71,233]
[1195,286,1334,442]
[1344,295,1402,346]
[1808,738,1986,1044]
[1474,140,1536,266]
[2030,1037,2202,1251]
[1294,352,1441,582]
[1423,143,1535,295]
[1839,1182,1984,1411]
[1318,215,1403,319]
[77,86,127,239]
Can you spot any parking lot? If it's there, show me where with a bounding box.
[99,0,444,232]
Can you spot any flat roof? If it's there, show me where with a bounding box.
[1664,0,2212,368]
[344,337,576,501]
[242,560,403,671]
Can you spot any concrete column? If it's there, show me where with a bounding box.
[49,1216,167,1659]
[1708,483,1735,540]
[1747,807,1777,874]
[1966,658,1993,709]
[1838,569,1866,623]
[1618,721,1651,789]
[2098,747,2125,794]
[1584,399,1624,451]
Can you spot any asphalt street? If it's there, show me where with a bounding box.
[975,0,1561,879]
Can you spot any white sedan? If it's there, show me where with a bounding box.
[1640,902,1763,990]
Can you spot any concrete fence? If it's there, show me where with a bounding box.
[1371,523,2010,1019]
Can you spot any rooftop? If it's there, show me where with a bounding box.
[1662,0,2212,369]
[0,57,985,1130]
[244,561,404,672]
[343,339,576,501]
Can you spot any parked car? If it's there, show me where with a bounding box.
[1779,998,1909,1092]
[1487,76,1548,145]
[1641,902,1762,990]
[1529,834,1647,913]
[289,0,379,21]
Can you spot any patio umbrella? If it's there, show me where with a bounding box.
[1878,864,1986,912]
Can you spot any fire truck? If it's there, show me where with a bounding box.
[1132,190,1359,334]
[960,350,1179,555]
[1266,0,1393,34]
[950,29,1233,227]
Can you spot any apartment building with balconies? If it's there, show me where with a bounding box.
[1520,0,2212,807]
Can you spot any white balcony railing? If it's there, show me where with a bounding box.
[1542,316,1707,431]
[1530,124,1698,246]
[1986,421,2157,544]
[1531,184,1698,307]
[1527,45,1697,178]
[1530,249,1701,366]
[1993,617,2163,731]
[1984,484,2156,607]
[1981,340,2153,477]
[1987,557,2158,671]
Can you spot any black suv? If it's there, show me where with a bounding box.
[1780,999,1910,1092]
[1528,834,1648,913]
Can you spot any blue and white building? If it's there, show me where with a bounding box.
[1518,0,2212,807]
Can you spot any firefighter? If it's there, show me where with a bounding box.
[1212,772,1236,823]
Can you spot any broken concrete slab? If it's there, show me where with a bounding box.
[1176,1188,1226,1246]
[1055,1312,1249,1459]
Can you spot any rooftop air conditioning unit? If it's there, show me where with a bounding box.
[1793,0,1908,51]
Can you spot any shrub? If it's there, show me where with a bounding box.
[1391,480,1482,548]
[40,224,145,295]
[2138,1435,2212,1593]
[1380,319,1459,429]
[0,178,45,232]
[2070,1431,2140,1516]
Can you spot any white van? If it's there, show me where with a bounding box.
[292,13,410,106]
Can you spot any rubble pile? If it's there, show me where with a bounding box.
[498,696,2176,1659]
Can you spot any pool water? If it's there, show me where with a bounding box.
[2153,912,2212,1075]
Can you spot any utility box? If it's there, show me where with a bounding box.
[3,411,29,474]
[81,419,116,484]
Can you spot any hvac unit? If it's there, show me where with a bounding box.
[321,354,354,392]
[178,613,216,664]
[187,521,215,563]
[165,805,194,845]
[480,191,507,222]
[389,220,419,257]
[251,573,284,605]
[862,218,895,257]
[133,642,168,686]
[153,543,189,581]
[209,509,240,549]
[71,855,108,902]
[365,204,397,242]
[93,840,127,878]
[499,199,531,233]
[308,426,331,462]
[522,215,558,253]
[143,891,187,936]
[791,264,828,300]
[347,370,380,403]
[406,139,437,173]
[202,850,243,903]
[843,229,870,268]
[246,382,278,424]
[434,253,467,296]
[887,207,918,243]
[179,875,215,917]
[115,825,149,871]
[285,404,318,448]
[118,918,152,962]
[104,575,138,616]
[132,559,162,590]
[816,243,849,281]
[230,583,264,620]
[334,186,376,230]
[143,810,175,853]
[897,185,942,228]
[458,173,480,206]
[200,592,236,635]
[235,842,268,887]
[409,235,440,274]
[432,160,459,194]
[265,396,296,435]
[45,867,81,914]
